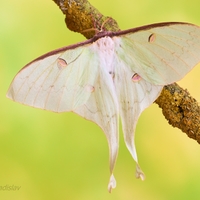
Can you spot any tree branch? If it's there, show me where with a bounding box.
[155,83,200,143]
[52,0,200,144]
[53,0,119,38]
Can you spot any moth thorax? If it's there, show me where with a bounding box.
[95,36,115,75]
[96,36,115,52]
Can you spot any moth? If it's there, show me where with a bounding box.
[7,22,200,192]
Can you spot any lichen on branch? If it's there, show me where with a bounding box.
[155,84,200,143]
[53,0,119,39]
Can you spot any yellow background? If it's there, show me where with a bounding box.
[1,0,200,199]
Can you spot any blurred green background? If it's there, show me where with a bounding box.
[1,0,200,199]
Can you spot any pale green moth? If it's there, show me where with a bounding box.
[7,22,200,192]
